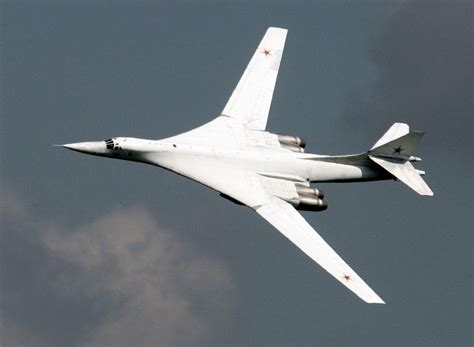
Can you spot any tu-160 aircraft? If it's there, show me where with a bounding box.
[60,27,433,303]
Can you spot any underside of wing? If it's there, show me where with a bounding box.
[255,197,385,304]
[221,27,287,131]
[208,172,383,303]
[162,153,385,303]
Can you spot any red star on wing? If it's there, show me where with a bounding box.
[262,48,271,57]
[342,274,351,282]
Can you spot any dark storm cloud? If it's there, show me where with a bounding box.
[335,2,473,344]
[341,0,472,152]
[0,190,234,346]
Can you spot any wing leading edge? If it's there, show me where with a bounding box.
[255,197,385,304]
[221,27,287,131]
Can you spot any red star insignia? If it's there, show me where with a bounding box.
[393,145,404,155]
[342,274,351,282]
[262,48,271,57]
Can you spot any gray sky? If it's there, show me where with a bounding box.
[1,1,472,346]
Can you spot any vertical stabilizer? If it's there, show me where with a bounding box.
[370,131,424,158]
[368,123,433,196]
[371,123,409,149]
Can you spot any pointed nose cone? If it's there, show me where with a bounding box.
[61,141,106,155]
[62,143,83,150]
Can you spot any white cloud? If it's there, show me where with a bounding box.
[1,192,235,346]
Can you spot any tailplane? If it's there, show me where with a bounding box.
[368,123,433,196]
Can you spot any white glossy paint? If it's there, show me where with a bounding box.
[61,27,432,304]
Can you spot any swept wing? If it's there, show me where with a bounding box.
[222,27,287,130]
[166,27,287,146]
[256,196,385,304]
[161,27,384,303]
[164,157,385,303]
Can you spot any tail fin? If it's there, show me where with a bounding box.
[369,123,433,196]
[370,130,425,158]
[371,122,410,149]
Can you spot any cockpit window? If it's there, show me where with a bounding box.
[105,138,114,149]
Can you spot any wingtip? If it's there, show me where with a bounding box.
[267,26,288,33]
[358,289,385,304]
[418,188,434,196]
[363,296,385,304]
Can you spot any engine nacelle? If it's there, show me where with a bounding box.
[295,185,324,199]
[288,194,327,212]
[277,134,306,148]
[280,143,305,153]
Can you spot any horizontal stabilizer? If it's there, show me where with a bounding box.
[369,155,433,196]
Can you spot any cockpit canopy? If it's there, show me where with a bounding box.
[105,138,121,150]
[105,138,114,149]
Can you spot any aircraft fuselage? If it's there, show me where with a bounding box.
[63,136,388,190]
